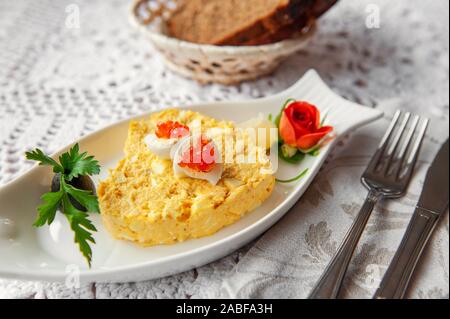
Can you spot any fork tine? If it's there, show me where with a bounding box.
[396,115,420,161]
[366,111,402,172]
[388,114,419,177]
[378,110,402,150]
[401,118,429,179]
[386,113,411,156]
[382,112,411,175]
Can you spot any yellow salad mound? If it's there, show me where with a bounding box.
[98,109,275,246]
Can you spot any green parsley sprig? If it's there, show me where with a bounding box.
[26,144,100,267]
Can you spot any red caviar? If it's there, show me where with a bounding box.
[155,121,190,139]
[178,137,216,173]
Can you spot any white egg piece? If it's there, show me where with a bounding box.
[173,137,223,185]
[144,133,179,159]
[237,113,278,150]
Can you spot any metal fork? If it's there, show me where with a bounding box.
[308,110,429,299]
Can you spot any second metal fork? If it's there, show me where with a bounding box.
[309,110,429,299]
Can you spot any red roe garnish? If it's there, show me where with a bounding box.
[155,121,190,139]
[178,137,216,173]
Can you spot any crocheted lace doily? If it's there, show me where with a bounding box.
[0,0,448,298]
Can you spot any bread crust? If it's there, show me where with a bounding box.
[237,15,310,46]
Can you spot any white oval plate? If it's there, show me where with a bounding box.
[0,70,383,283]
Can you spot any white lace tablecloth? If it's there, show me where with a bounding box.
[0,0,448,299]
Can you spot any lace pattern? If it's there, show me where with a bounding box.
[0,0,448,299]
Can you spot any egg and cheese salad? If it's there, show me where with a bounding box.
[98,109,275,246]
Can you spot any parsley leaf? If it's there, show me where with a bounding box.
[59,144,100,181]
[62,178,99,214]
[33,191,64,227]
[62,194,97,267]
[25,149,64,174]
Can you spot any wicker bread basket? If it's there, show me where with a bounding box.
[130,0,316,85]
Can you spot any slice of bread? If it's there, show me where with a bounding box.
[167,0,337,46]
[167,0,307,45]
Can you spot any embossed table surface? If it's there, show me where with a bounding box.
[0,0,448,299]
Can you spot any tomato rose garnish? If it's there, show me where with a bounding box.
[155,121,190,139]
[178,137,216,173]
[279,101,333,151]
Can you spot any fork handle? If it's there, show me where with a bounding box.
[373,207,441,299]
[309,190,381,299]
